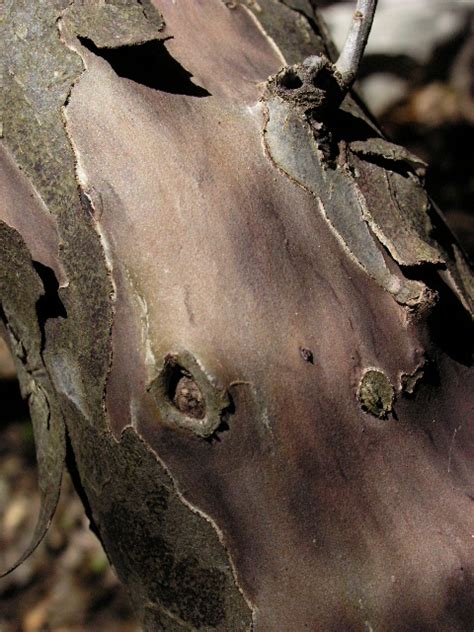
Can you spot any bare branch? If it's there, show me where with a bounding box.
[335,0,378,89]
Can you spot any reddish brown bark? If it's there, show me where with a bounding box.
[1,1,473,630]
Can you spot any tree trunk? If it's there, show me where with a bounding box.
[1,1,473,630]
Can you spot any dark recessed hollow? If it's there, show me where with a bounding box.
[279,70,303,90]
[164,362,206,420]
[311,66,334,91]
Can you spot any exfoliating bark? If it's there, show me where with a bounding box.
[1,1,473,630]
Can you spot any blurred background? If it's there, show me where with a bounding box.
[1,1,473,630]
[0,340,138,631]
[323,0,474,257]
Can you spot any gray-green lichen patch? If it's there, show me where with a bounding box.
[62,0,165,49]
[262,97,432,312]
[401,365,425,396]
[243,0,327,65]
[348,140,445,267]
[62,412,253,631]
[357,369,395,419]
[3,0,165,220]
[262,84,473,318]
[3,0,83,217]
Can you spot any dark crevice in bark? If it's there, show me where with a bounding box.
[310,110,381,169]
[429,280,473,366]
[318,107,375,143]
[204,415,232,445]
[349,149,414,179]
[403,360,440,398]
[64,425,102,544]
[309,108,416,178]
[78,37,211,97]
[402,263,473,366]
[0,379,29,422]
[32,261,67,352]
[0,375,30,425]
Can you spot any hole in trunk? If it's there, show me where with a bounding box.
[278,69,303,90]
[164,363,206,420]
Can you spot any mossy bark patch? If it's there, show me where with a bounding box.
[357,369,395,419]
[3,0,82,217]
[62,414,253,631]
[3,0,164,220]
[63,0,165,49]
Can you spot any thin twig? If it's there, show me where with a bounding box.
[335,0,378,89]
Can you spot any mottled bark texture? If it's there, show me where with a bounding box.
[1,1,473,630]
